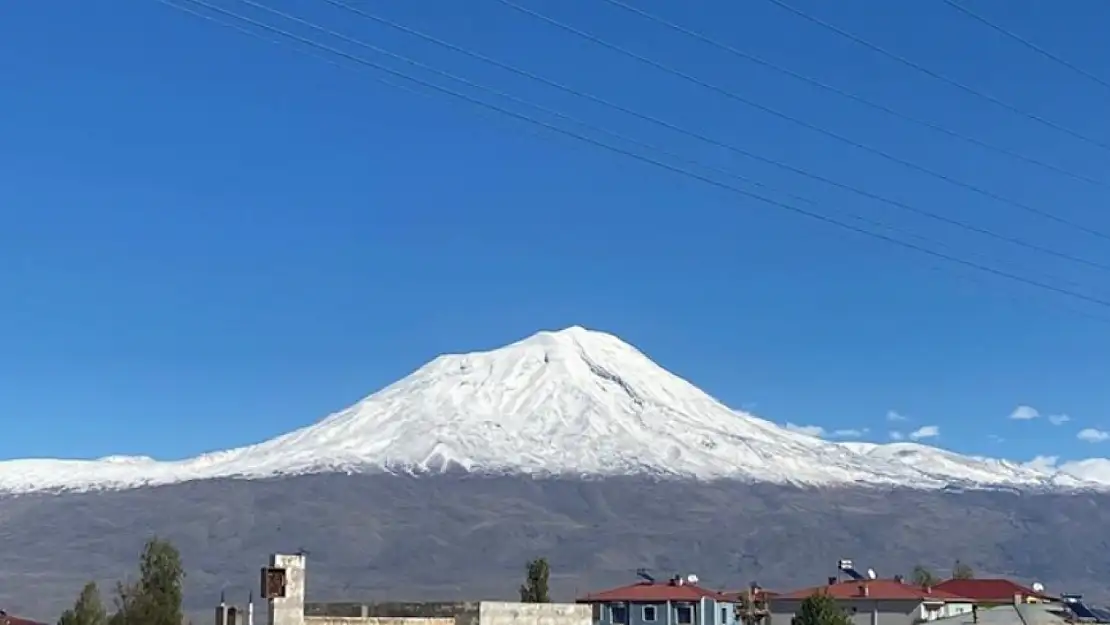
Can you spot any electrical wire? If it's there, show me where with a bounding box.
[762,0,1110,152]
[315,0,1110,274]
[494,0,1110,243]
[154,0,1110,312]
[228,0,1108,290]
[204,0,822,209]
[942,0,1110,93]
[596,0,1110,191]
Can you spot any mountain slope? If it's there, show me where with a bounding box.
[1,326,1106,493]
[5,474,1110,620]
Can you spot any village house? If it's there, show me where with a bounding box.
[578,574,738,625]
[768,578,974,625]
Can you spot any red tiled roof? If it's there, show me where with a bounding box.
[1,614,49,625]
[933,579,1049,602]
[580,581,731,602]
[774,579,969,602]
[721,590,779,601]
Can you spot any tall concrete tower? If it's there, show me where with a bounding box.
[260,554,306,625]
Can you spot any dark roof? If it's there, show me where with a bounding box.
[775,579,969,602]
[933,579,1050,602]
[580,581,732,602]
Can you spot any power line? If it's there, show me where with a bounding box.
[319,0,1110,274]
[212,0,821,209]
[155,0,1110,312]
[943,0,1110,92]
[235,0,1110,287]
[493,0,1110,243]
[761,0,1110,152]
[597,0,1110,191]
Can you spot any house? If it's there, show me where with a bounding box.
[769,579,974,625]
[578,575,737,625]
[931,579,1052,605]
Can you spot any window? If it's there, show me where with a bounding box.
[611,604,629,625]
[592,605,601,621]
[643,606,658,622]
[676,605,693,625]
[722,607,729,623]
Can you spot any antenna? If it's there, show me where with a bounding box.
[686,574,699,585]
[1032,582,1045,593]
[867,568,877,580]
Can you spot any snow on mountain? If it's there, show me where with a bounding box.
[0,326,1106,494]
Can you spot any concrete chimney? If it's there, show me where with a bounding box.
[859,584,869,597]
[1013,593,1023,606]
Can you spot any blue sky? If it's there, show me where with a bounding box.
[3,0,1110,464]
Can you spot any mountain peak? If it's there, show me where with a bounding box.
[2,327,1108,493]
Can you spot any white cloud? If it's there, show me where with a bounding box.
[909,425,940,440]
[1077,428,1109,443]
[889,431,905,441]
[1009,405,1040,420]
[987,434,1004,443]
[785,423,825,437]
[1048,414,1071,425]
[831,428,868,438]
[784,424,870,439]
[1023,455,1059,472]
[887,410,908,422]
[1022,456,1110,482]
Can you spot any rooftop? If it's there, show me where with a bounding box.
[933,579,1052,602]
[0,612,48,625]
[579,580,732,603]
[774,579,969,602]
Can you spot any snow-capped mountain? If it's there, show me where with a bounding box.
[1,326,1107,494]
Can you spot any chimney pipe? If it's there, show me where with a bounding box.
[828,577,837,586]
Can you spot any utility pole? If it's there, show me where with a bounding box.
[736,583,769,625]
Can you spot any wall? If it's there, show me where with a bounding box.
[703,599,736,625]
[591,602,671,625]
[478,602,591,625]
[305,617,454,625]
[304,601,479,625]
[270,554,308,625]
[304,601,586,625]
[587,598,736,625]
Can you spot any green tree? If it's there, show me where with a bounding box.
[794,593,851,625]
[909,565,938,587]
[58,582,107,625]
[518,558,551,603]
[952,560,974,580]
[112,537,185,625]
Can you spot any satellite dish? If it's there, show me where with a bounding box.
[1032,582,1045,593]
[867,569,877,580]
[687,574,700,585]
